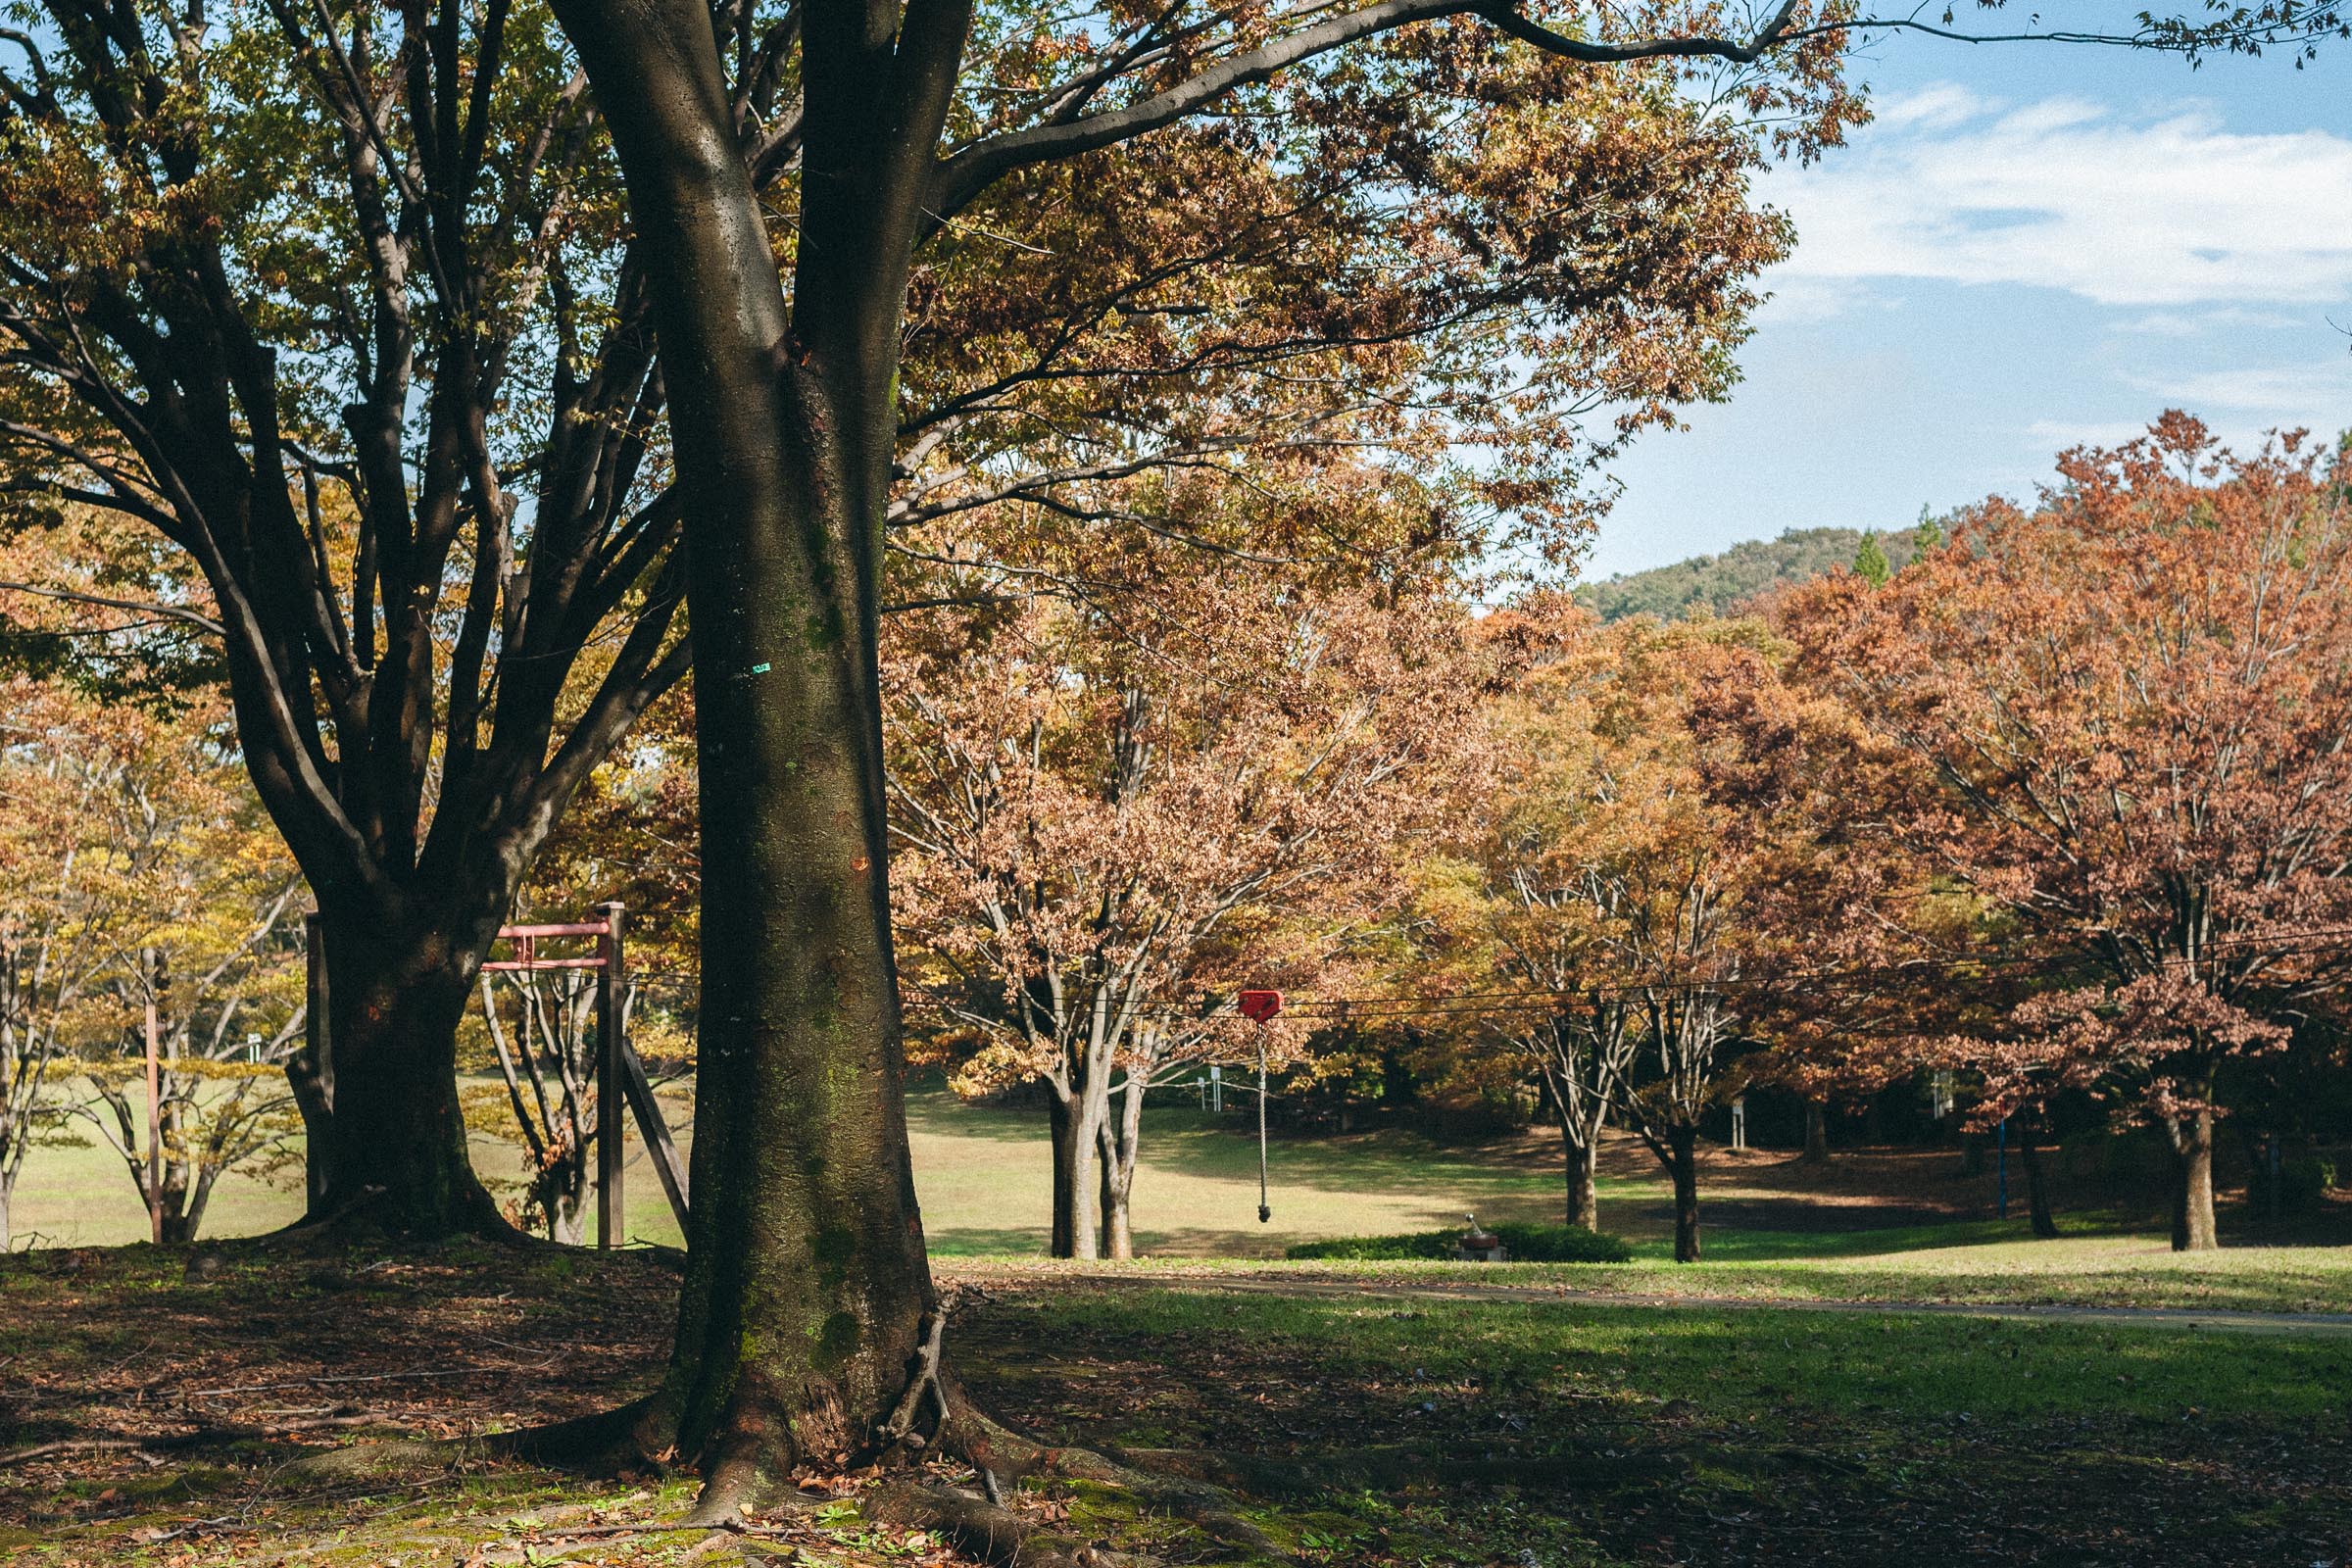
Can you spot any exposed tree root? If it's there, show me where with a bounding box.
[489,1391,677,1474]
[0,1407,402,1468]
[864,1478,1151,1568]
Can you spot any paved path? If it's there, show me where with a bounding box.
[944,1264,2352,1336]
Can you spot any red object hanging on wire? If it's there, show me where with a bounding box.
[1239,988,1284,1023]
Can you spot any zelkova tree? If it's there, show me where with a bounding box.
[0,675,122,1251]
[0,0,1829,1234]
[0,10,691,1232]
[1424,608,1867,1260]
[1779,416,2352,1251]
[888,548,1482,1259]
[540,0,1859,1526]
[0,674,306,1246]
[1409,596,1640,1234]
[71,706,309,1245]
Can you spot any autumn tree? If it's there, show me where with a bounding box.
[1409,597,1640,1233]
[0,672,306,1244]
[0,676,122,1250]
[1779,416,2352,1250]
[0,0,1844,1240]
[71,750,308,1246]
[1421,607,1871,1260]
[889,534,1480,1258]
[506,0,1877,1521]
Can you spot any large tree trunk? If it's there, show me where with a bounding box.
[1667,1126,1701,1263]
[2169,1107,2218,1252]
[551,0,964,1514]
[1801,1099,1829,1163]
[305,911,505,1235]
[2018,1115,2058,1239]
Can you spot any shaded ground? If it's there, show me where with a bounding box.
[8,1244,2352,1566]
[958,1281,2352,1567]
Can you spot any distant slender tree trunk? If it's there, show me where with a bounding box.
[1801,1099,1829,1163]
[1098,1076,1146,1260]
[2169,1105,2218,1252]
[551,1187,588,1247]
[1667,1125,1702,1263]
[1561,1142,1599,1241]
[1047,1091,1080,1258]
[2018,1114,2058,1239]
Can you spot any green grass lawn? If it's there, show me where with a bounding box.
[13,1080,2350,1316]
[9,1247,2350,1565]
[4,1082,1587,1254]
[953,1283,2352,1564]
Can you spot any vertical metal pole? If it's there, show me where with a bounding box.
[596,903,627,1250]
[1255,1036,1271,1225]
[1996,1116,2009,1219]
[143,946,163,1245]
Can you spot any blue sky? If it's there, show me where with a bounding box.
[1583,12,2352,578]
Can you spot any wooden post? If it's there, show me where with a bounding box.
[596,903,626,1249]
[617,1020,692,1235]
[143,946,163,1246]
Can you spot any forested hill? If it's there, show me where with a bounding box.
[1575,525,1919,622]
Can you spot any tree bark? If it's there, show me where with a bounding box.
[1098,1077,1145,1260]
[1667,1126,1701,1263]
[549,0,964,1511]
[304,911,506,1235]
[1048,1090,1102,1259]
[1801,1099,1829,1163]
[2018,1115,2058,1239]
[2169,1106,2218,1252]
[1561,1125,1600,1233]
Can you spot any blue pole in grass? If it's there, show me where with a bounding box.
[1997,1117,2009,1219]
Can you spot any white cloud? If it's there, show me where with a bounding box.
[2022,417,2162,452]
[2126,361,2352,414]
[1772,87,2352,308]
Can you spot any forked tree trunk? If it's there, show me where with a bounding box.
[551,0,961,1512]
[1561,1125,1600,1233]
[2169,1106,2218,1252]
[1099,1154,1134,1260]
[1667,1125,1701,1263]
